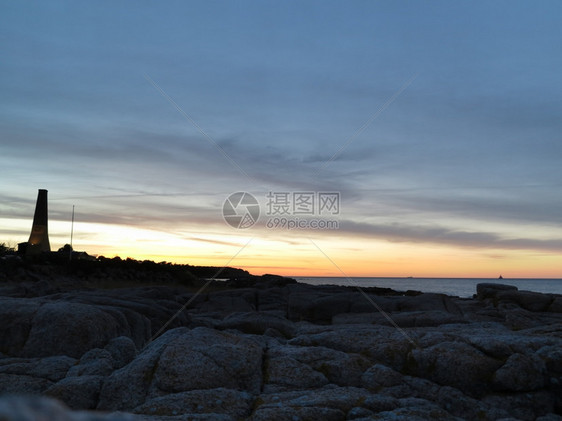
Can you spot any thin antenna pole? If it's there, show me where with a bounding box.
[69,205,75,262]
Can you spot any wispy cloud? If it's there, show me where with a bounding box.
[339,219,562,253]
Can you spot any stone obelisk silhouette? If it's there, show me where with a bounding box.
[28,189,51,253]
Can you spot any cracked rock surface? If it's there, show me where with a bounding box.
[1,275,562,420]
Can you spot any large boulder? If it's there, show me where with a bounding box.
[476,283,518,299]
[467,330,558,360]
[44,375,105,409]
[195,292,256,315]
[22,302,132,358]
[256,287,288,313]
[536,345,562,377]
[476,284,557,313]
[66,348,114,377]
[98,327,264,411]
[152,327,263,394]
[0,355,76,382]
[268,345,370,388]
[492,353,547,391]
[103,336,137,369]
[395,293,462,314]
[218,311,296,338]
[348,294,398,314]
[0,373,52,394]
[287,293,352,322]
[264,352,329,392]
[0,354,79,396]
[0,294,153,359]
[289,325,415,371]
[406,341,503,397]
[361,363,404,389]
[98,328,188,411]
[497,290,556,312]
[61,291,175,342]
[0,298,41,355]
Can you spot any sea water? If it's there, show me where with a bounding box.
[294,277,562,298]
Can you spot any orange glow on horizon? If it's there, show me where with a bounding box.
[1,218,560,279]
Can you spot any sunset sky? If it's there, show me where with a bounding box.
[1,1,561,278]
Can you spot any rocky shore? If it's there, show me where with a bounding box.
[1,260,561,420]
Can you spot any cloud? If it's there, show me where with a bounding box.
[182,236,244,248]
[364,187,562,226]
[339,219,562,253]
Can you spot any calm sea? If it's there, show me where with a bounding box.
[294,277,562,298]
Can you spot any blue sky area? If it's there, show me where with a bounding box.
[1,1,561,276]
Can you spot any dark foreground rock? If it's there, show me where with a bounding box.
[1,277,561,420]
